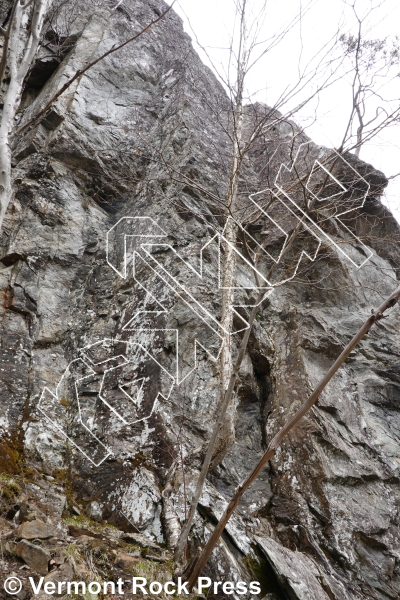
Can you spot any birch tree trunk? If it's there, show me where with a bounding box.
[0,0,49,231]
[173,0,248,562]
[214,62,244,465]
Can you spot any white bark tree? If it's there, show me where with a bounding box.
[173,0,343,562]
[172,0,400,568]
[0,0,50,231]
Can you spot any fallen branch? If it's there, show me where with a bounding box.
[186,282,400,589]
[14,0,176,137]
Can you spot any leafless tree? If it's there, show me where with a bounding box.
[338,1,400,156]
[1,0,398,584]
[169,0,400,573]
[172,0,345,563]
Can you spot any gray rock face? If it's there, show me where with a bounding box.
[256,537,332,600]
[1,1,400,599]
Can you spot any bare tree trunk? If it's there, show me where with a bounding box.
[212,28,246,457]
[185,283,400,588]
[162,458,183,550]
[173,0,248,562]
[0,0,50,231]
[215,146,242,461]
[0,0,24,231]
[354,96,364,157]
[215,0,246,444]
[0,0,19,84]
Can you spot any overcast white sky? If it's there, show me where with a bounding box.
[174,0,400,222]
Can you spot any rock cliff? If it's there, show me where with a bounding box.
[1,1,400,599]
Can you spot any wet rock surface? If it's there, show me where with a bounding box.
[1,1,400,599]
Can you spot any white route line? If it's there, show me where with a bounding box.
[271,143,373,268]
[38,340,174,467]
[39,145,373,467]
